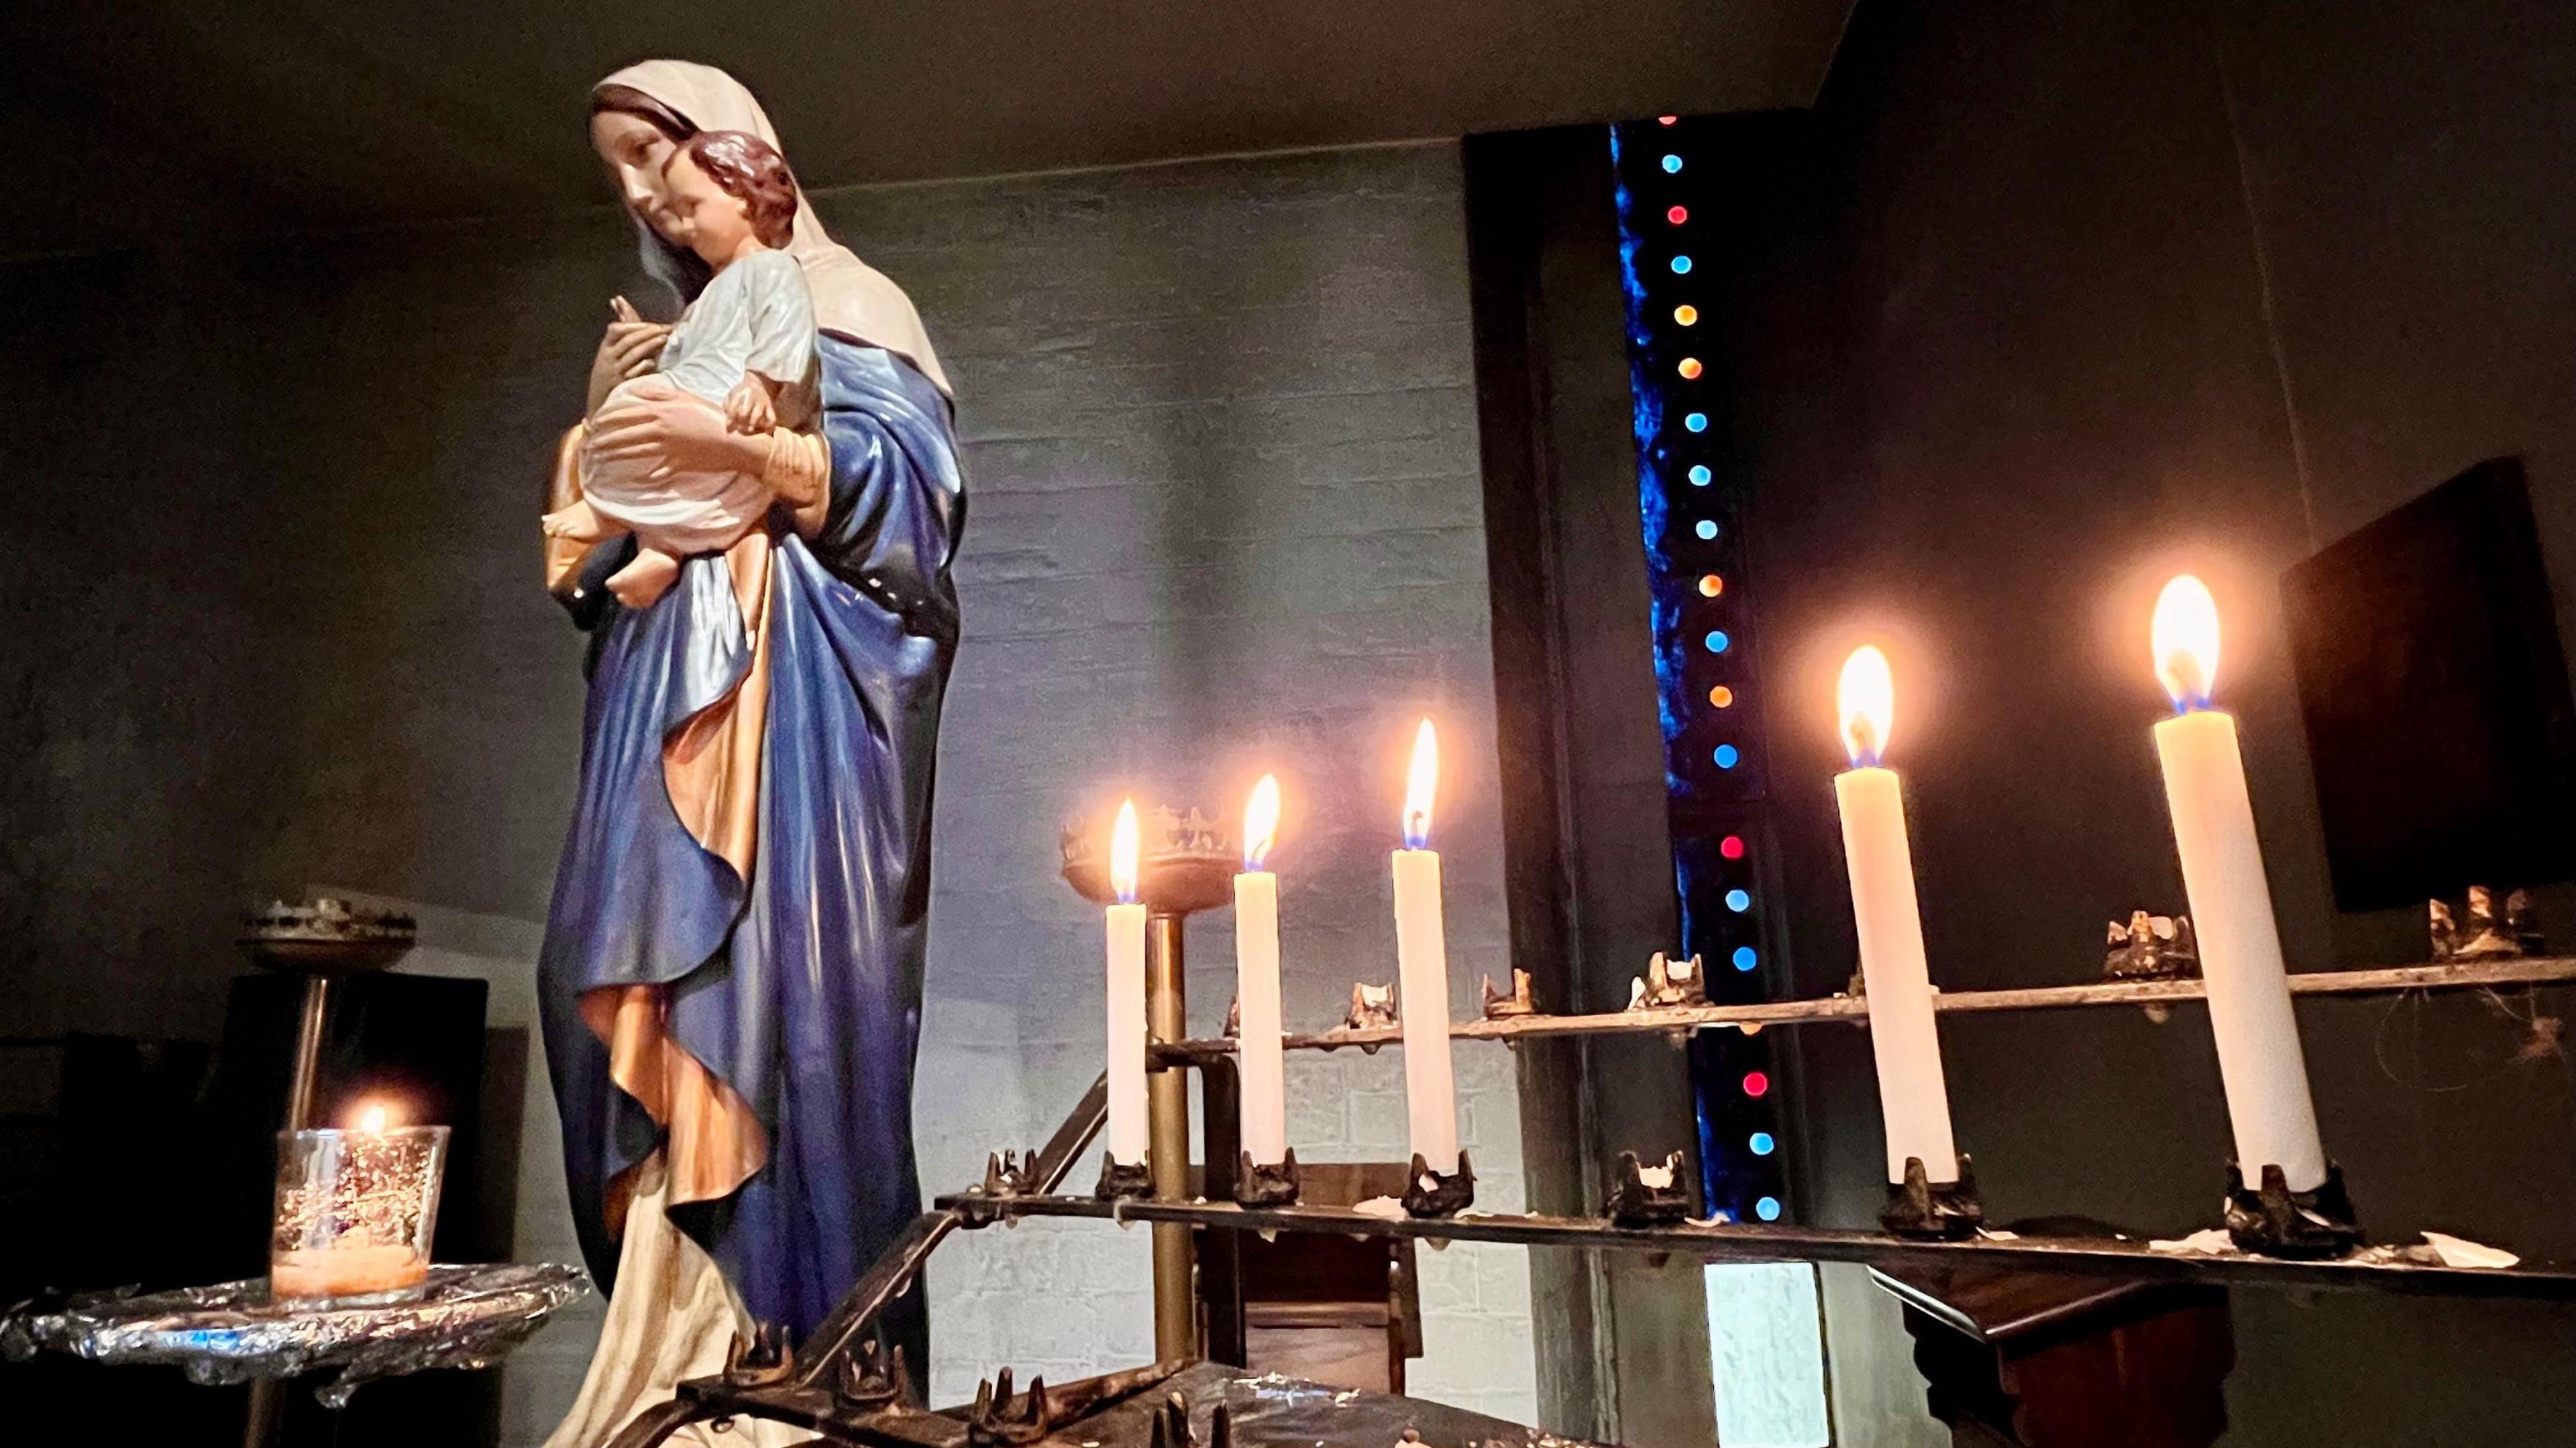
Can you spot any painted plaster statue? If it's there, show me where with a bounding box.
[537,59,959,1445]
[545,130,822,610]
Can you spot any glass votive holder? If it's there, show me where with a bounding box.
[269,1124,450,1303]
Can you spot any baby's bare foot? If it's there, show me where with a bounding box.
[543,501,613,543]
[608,549,683,609]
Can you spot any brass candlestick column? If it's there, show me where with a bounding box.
[1062,803,1234,1363]
[1145,912,1194,1361]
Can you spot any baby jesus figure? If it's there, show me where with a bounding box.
[545,129,819,608]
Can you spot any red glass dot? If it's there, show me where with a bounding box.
[1720,835,1745,859]
[1658,115,1679,126]
[1666,205,1688,225]
[1741,1071,1770,1098]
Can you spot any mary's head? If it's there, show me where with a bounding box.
[590,83,695,225]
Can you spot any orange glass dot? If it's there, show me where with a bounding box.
[1739,1022,1763,1037]
[1697,574,1723,597]
[1658,115,1679,126]
[1708,685,1735,708]
[1678,357,1704,380]
[1673,304,1699,326]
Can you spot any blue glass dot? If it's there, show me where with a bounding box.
[1750,1132,1776,1156]
[1703,630,1730,653]
[1688,464,1713,486]
[1684,412,1709,433]
[1755,1195,1782,1221]
[1670,255,1693,275]
[1693,519,1718,540]
[1725,888,1752,913]
[1731,945,1758,971]
[1713,744,1740,769]
[1662,154,1682,174]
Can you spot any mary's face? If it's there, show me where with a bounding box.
[590,109,686,234]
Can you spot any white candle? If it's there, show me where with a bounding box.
[1391,720,1460,1173]
[1234,775,1288,1167]
[2150,575,2328,1192]
[1833,647,1963,1186]
[1105,799,1149,1166]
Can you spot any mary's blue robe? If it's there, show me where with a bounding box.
[539,337,959,1366]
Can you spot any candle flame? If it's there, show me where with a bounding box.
[1243,774,1281,871]
[1110,798,1140,905]
[1837,645,1894,768]
[2152,574,2222,711]
[1401,719,1438,850]
[356,1103,389,1133]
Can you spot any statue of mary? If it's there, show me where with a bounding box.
[535,60,958,1443]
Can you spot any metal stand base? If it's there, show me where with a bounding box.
[1401,1150,1475,1217]
[1237,1149,1301,1207]
[2225,1160,2361,1259]
[1882,1154,1983,1239]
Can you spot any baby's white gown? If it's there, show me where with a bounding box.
[578,249,816,553]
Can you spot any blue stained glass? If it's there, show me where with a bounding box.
[1694,519,1717,540]
[1662,154,1683,174]
[1755,1195,1782,1221]
[1704,630,1729,653]
[1714,744,1740,768]
[1688,465,1712,486]
[1750,1132,1776,1156]
[1671,255,1693,274]
[1684,412,1709,432]
[1725,888,1752,912]
[1732,945,1758,970]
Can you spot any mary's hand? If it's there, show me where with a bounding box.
[586,298,672,414]
[588,386,773,480]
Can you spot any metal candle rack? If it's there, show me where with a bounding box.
[598,954,2576,1447]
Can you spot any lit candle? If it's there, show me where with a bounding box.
[1833,646,1963,1186]
[270,1101,449,1300]
[1104,799,1149,1167]
[2150,575,2328,1192]
[1234,775,1287,1167]
[1391,720,1460,1173]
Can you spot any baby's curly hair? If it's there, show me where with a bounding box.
[682,130,800,249]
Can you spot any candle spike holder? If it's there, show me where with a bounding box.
[1093,1153,1153,1202]
[2225,1160,2362,1259]
[1606,1150,1691,1229]
[979,1149,1040,1198]
[1346,982,1399,1030]
[1480,969,1536,1019]
[1881,1154,1983,1239]
[1401,1150,1475,1218]
[833,1338,916,1411]
[1237,1148,1301,1207]
[724,1321,797,1388]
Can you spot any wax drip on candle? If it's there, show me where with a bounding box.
[1402,720,1438,850]
[1837,645,1894,767]
[2153,575,2222,712]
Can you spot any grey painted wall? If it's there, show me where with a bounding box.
[0,144,1535,1429]
[1712,0,2576,1441]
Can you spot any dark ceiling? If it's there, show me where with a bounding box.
[5,0,1849,260]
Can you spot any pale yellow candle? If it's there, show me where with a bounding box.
[1234,775,1287,1166]
[2151,575,2328,1192]
[1392,720,1460,1173]
[1832,646,1962,1185]
[1104,799,1149,1166]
